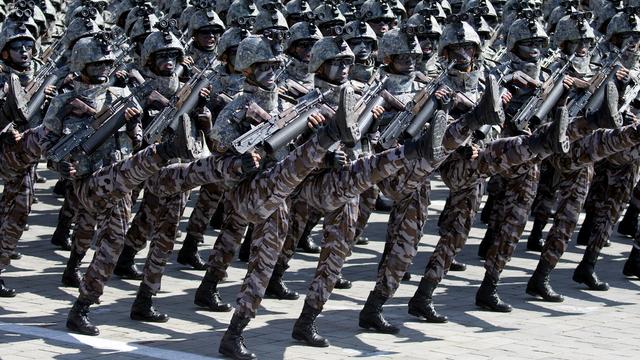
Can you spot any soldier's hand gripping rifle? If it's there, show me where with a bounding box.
[378,63,452,149]
[47,85,147,163]
[142,56,216,144]
[566,44,629,123]
[231,88,333,154]
[506,53,577,130]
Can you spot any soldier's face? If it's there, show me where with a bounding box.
[390,53,420,74]
[564,38,594,57]
[252,61,283,89]
[322,57,353,84]
[6,39,34,69]
[418,35,439,58]
[84,60,113,84]
[368,18,396,37]
[347,38,375,62]
[447,42,476,70]
[291,39,316,62]
[195,27,221,51]
[515,38,546,62]
[153,50,181,76]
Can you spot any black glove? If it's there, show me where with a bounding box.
[240,152,260,174]
[59,160,77,178]
[324,150,347,168]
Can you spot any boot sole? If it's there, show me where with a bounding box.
[66,321,99,336]
[428,111,448,162]
[572,273,610,291]
[291,332,330,347]
[358,320,400,334]
[407,308,448,323]
[336,86,360,146]
[525,287,564,303]
[475,301,512,313]
[219,347,257,360]
[130,313,170,323]
[484,74,505,126]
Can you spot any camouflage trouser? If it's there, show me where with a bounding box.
[186,183,224,238]
[354,185,379,239]
[76,146,168,303]
[530,159,556,223]
[205,196,249,280]
[424,135,542,283]
[585,154,640,254]
[275,196,321,270]
[483,161,540,280]
[539,125,640,268]
[71,206,98,255]
[125,192,155,251]
[137,186,190,295]
[0,126,44,177]
[233,144,411,316]
[0,167,35,271]
[57,180,76,236]
[630,179,640,209]
[484,175,506,234]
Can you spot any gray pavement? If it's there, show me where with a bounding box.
[0,167,639,360]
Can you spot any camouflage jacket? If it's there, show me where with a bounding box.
[42,80,139,178]
[277,56,314,99]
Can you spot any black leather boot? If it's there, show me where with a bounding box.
[478,228,494,259]
[297,219,321,254]
[334,273,352,289]
[265,263,299,300]
[576,213,594,246]
[0,276,16,298]
[450,258,467,272]
[130,283,169,322]
[238,225,253,262]
[61,250,85,288]
[573,248,609,291]
[292,302,330,347]
[526,258,564,302]
[66,297,99,336]
[375,194,393,212]
[408,278,448,323]
[114,245,143,280]
[359,290,399,334]
[618,204,639,237]
[177,234,207,270]
[219,313,256,360]
[475,274,512,312]
[50,221,72,251]
[623,246,640,279]
[194,270,232,311]
[527,219,547,252]
[402,272,411,281]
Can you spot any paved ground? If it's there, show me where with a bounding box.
[0,167,639,360]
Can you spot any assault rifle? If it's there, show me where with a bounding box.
[47,84,147,163]
[568,45,629,122]
[142,57,216,144]
[378,63,452,149]
[507,53,576,130]
[619,80,640,114]
[231,88,333,154]
[23,37,66,124]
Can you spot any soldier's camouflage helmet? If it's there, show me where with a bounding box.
[67,4,105,27]
[542,0,561,18]
[594,0,623,33]
[124,3,155,34]
[6,4,41,37]
[391,0,407,20]
[553,13,596,45]
[227,0,259,27]
[235,34,284,70]
[343,19,379,48]
[506,17,548,51]
[438,20,481,55]
[407,13,443,35]
[462,0,498,23]
[189,8,226,36]
[141,29,185,66]
[217,27,250,59]
[286,20,323,50]
[284,0,313,21]
[413,0,447,21]
[70,32,116,73]
[502,0,537,26]
[0,21,36,53]
[607,10,640,39]
[178,5,198,32]
[379,26,422,58]
[254,7,289,33]
[314,2,346,28]
[360,0,396,22]
[308,35,355,72]
[64,16,101,48]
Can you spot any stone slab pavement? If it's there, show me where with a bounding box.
[0,167,639,360]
